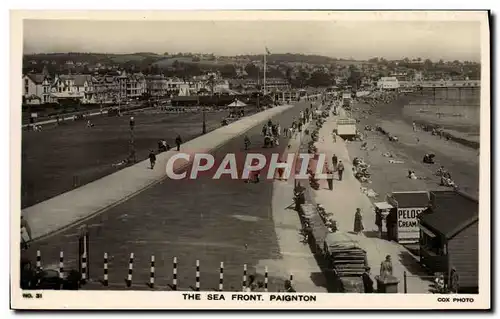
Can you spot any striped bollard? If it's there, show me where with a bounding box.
[195,260,200,291]
[81,251,87,283]
[219,262,224,291]
[289,274,293,286]
[172,257,177,291]
[36,250,41,269]
[59,251,64,280]
[149,255,155,288]
[242,264,247,291]
[264,266,268,292]
[126,253,134,288]
[103,253,109,286]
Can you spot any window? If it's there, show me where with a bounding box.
[25,79,29,86]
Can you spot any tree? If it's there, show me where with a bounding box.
[347,65,362,90]
[220,64,237,78]
[244,63,259,78]
[307,70,334,87]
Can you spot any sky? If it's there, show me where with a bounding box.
[23,20,481,61]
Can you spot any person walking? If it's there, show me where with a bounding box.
[449,267,459,293]
[354,208,364,234]
[331,154,338,169]
[362,267,374,293]
[326,167,334,191]
[175,135,182,151]
[148,150,156,169]
[337,160,345,181]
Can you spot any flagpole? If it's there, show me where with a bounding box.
[264,50,267,95]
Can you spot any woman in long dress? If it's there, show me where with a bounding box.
[354,208,364,234]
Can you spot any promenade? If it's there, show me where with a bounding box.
[310,107,433,293]
[23,101,316,292]
[270,102,328,293]
[23,104,295,241]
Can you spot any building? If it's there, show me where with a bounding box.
[418,191,479,293]
[126,73,147,98]
[50,74,96,104]
[93,75,119,104]
[377,77,400,90]
[22,69,53,105]
[145,75,168,97]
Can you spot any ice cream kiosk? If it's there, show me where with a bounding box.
[385,191,430,244]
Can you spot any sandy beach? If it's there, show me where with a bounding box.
[345,93,480,202]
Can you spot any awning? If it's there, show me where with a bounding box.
[419,224,436,238]
[374,201,394,211]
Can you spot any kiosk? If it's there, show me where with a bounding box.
[386,191,430,244]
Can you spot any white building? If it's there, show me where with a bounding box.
[377,77,400,90]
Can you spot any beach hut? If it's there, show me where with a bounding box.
[418,191,478,293]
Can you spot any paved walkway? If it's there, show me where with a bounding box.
[310,107,433,293]
[269,102,328,293]
[23,104,295,241]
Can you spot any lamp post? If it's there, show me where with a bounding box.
[202,108,207,134]
[128,116,136,163]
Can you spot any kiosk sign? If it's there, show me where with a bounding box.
[397,207,424,243]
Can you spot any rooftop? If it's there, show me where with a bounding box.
[420,191,479,239]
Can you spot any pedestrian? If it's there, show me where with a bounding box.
[412,122,416,132]
[354,208,364,234]
[332,131,337,143]
[337,160,345,181]
[175,135,182,151]
[331,154,338,168]
[380,255,393,278]
[449,267,459,293]
[326,168,334,191]
[148,150,156,169]
[362,267,374,293]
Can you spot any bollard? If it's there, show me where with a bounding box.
[219,262,224,291]
[172,257,178,291]
[59,251,64,280]
[404,271,407,294]
[81,251,87,283]
[195,260,200,291]
[103,253,109,286]
[264,266,268,292]
[36,250,41,269]
[242,264,247,290]
[289,274,293,286]
[149,255,155,288]
[78,226,90,281]
[126,253,134,288]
